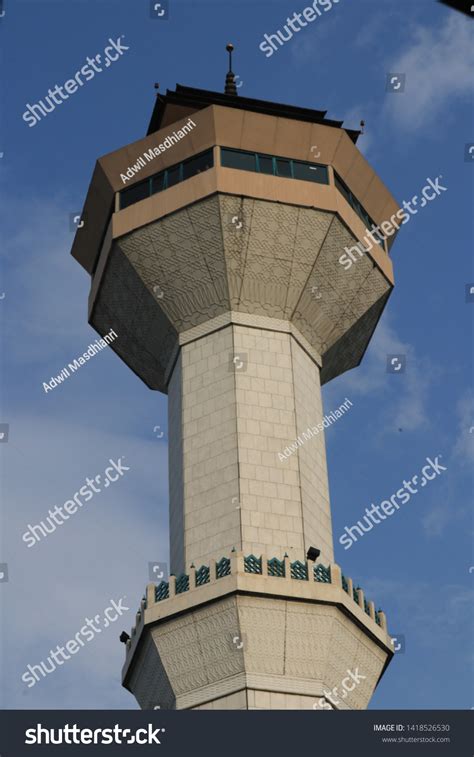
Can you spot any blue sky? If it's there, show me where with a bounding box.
[0,0,473,710]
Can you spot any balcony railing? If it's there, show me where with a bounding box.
[124,554,387,656]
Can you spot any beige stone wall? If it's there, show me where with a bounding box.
[168,352,185,575]
[193,689,350,709]
[291,338,334,563]
[178,325,241,570]
[192,690,326,709]
[124,588,390,710]
[170,321,333,569]
[193,690,248,710]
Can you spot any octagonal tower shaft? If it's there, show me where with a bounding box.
[169,318,335,574]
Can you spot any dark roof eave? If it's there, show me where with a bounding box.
[147,84,360,143]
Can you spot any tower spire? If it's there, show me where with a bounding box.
[224,43,238,96]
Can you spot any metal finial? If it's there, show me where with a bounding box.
[224,43,238,96]
[226,43,234,71]
[360,119,365,134]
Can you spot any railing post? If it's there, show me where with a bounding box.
[346,576,354,598]
[330,563,342,587]
[231,551,244,575]
[168,575,176,598]
[146,583,155,608]
[261,553,268,577]
[378,610,388,632]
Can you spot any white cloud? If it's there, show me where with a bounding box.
[363,576,474,651]
[1,196,171,709]
[3,196,90,367]
[383,14,474,132]
[2,412,169,709]
[324,314,433,433]
[453,392,474,466]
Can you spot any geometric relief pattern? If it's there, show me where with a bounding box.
[320,292,390,385]
[91,246,178,392]
[129,594,389,710]
[92,194,392,390]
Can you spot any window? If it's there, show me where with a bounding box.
[220,147,330,188]
[221,148,256,172]
[275,158,292,178]
[119,149,214,210]
[334,170,385,251]
[151,172,165,195]
[257,154,273,175]
[120,180,150,210]
[182,149,213,179]
[166,165,181,188]
[334,172,352,206]
[293,161,329,184]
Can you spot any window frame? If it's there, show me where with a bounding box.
[220,146,329,187]
[119,149,215,210]
[334,170,387,252]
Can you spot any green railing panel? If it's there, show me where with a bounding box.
[290,560,308,580]
[314,564,331,584]
[155,581,169,602]
[216,557,231,578]
[195,565,210,586]
[267,557,285,577]
[175,574,190,594]
[244,554,262,574]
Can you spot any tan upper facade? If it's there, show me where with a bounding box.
[72,102,398,282]
[72,98,399,392]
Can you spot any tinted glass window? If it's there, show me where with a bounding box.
[221,148,256,172]
[120,180,150,209]
[350,196,364,217]
[359,207,372,228]
[372,229,385,248]
[166,165,181,188]
[258,155,274,175]
[182,150,213,180]
[276,158,292,178]
[151,172,165,195]
[293,161,328,184]
[334,174,352,205]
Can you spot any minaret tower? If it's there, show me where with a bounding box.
[72,47,398,710]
